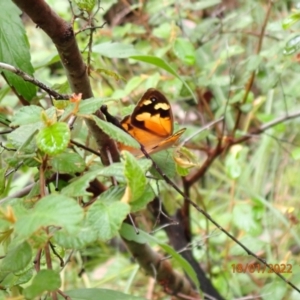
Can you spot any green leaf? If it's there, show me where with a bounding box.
[246,54,262,72]
[65,288,146,300]
[36,122,70,155]
[130,184,155,212]
[119,223,148,244]
[150,150,176,179]
[0,168,6,194]
[122,151,147,202]
[232,203,260,233]
[130,55,196,102]
[219,45,245,59]
[160,243,200,291]
[7,123,39,153]
[120,224,200,291]
[153,23,173,39]
[176,164,189,176]
[54,219,97,249]
[173,38,196,66]
[283,35,300,55]
[10,106,43,126]
[0,1,36,101]
[75,0,96,12]
[56,188,130,248]
[186,0,221,10]
[0,267,33,288]
[92,115,139,149]
[87,201,130,241]
[96,68,126,81]
[282,12,300,30]
[97,186,124,203]
[292,148,300,160]
[78,97,113,114]
[261,281,287,300]
[15,194,84,239]
[98,163,127,183]
[123,76,145,94]
[96,179,155,212]
[24,270,61,299]
[0,241,32,272]
[93,42,141,58]
[50,150,85,174]
[61,169,119,197]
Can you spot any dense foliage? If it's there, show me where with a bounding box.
[1,0,300,299]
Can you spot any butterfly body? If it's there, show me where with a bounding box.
[118,88,185,156]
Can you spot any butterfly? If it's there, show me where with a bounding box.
[118,88,186,156]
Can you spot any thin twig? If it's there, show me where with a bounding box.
[57,290,71,300]
[139,145,300,294]
[0,62,69,100]
[49,242,64,267]
[233,0,273,133]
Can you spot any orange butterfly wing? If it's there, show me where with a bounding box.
[118,88,185,156]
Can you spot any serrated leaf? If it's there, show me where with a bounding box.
[65,288,146,300]
[75,0,96,12]
[78,97,112,114]
[36,122,70,155]
[61,169,104,197]
[122,151,147,202]
[99,163,127,183]
[7,123,39,153]
[0,267,33,288]
[55,186,130,248]
[24,270,61,299]
[87,201,130,241]
[173,38,196,65]
[130,184,155,212]
[92,115,139,149]
[15,195,84,239]
[54,219,97,249]
[0,241,32,272]
[93,42,141,58]
[0,1,36,101]
[10,106,43,126]
[50,151,85,174]
[97,186,124,204]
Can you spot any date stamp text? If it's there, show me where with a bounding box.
[232,263,292,274]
